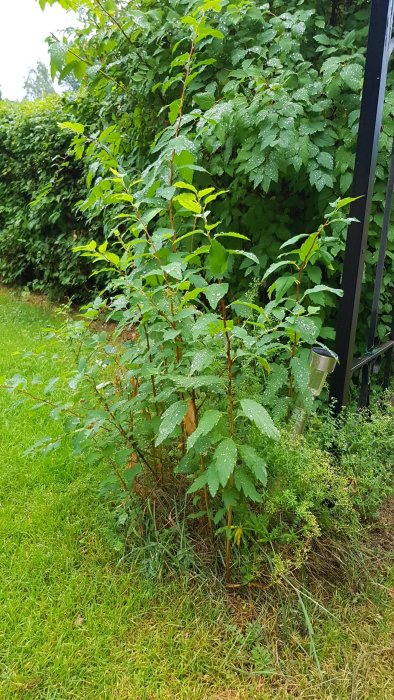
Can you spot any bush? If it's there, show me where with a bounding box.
[0,96,98,299]
[3,0,393,586]
[309,398,394,520]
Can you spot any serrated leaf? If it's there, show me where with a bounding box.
[317,152,333,170]
[187,409,222,451]
[204,283,228,309]
[207,464,220,497]
[187,471,208,494]
[238,445,267,486]
[58,121,84,134]
[234,468,263,502]
[263,364,288,404]
[279,234,309,250]
[239,399,279,440]
[212,438,237,487]
[155,401,187,446]
[206,239,228,278]
[299,232,319,262]
[292,316,319,343]
[263,260,294,280]
[168,99,181,125]
[175,193,201,214]
[290,356,310,393]
[302,284,343,299]
[340,63,363,91]
[229,249,260,265]
[190,349,215,375]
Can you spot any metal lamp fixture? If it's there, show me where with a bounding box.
[292,347,338,435]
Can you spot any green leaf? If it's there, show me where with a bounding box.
[212,438,237,487]
[190,349,215,374]
[168,99,180,125]
[206,464,220,497]
[163,262,183,280]
[340,63,363,91]
[198,187,215,198]
[299,232,319,262]
[204,190,227,205]
[231,300,267,318]
[263,364,288,404]
[290,356,310,394]
[155,401,187,446]
[228,250,260,265]
[317,152,333,170]
[187,409,222,451]
[174,193,201,214]
[194,92,215,110]
[263,260,294,280]
[238,445,267,486]
[239,399,279,440]
[279,234,309,250]
[187,471,208,494]
[58,121,85,134]
[291,316,319,344]
[204,283,228,309]
[174,181,197,193]
[234,468,263,502]
[214,232,250,241]
[206,240,228,278]
[49,42,67,78]
[302,285,343,299]
[173,150,195,183]
[332,196,361,210]
[171,53,190,68]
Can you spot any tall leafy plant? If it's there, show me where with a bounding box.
[6,0,351,581]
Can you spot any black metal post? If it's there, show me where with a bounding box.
[330,0,394,410]
[359,138,394,406]
[383,310,394,389]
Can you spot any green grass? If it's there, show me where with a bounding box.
[0,288,393,699]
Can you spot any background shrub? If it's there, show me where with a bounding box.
[0,96,99,300]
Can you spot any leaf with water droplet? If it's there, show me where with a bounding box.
[212,438,237,487]
[239,399,279,440]
[155,401,187,446]
[187,409,222,451]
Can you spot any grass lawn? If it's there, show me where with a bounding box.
[0,288,393,699]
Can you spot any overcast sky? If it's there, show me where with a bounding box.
[0,0,76,100]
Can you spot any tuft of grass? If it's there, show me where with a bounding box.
[0,287,393,699]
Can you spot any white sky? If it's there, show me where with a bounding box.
[0,0,76,100]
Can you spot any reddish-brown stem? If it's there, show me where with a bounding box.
[288,226,325,404]
[168,38,196,250]
[220,298,235,583]
[192,390,213,533]
[136,213,182,363]
[1,385,80,418]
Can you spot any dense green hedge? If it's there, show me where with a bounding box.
[0,96,98,299]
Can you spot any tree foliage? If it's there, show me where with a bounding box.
[23,60,56,101]
[44,0,393,346]
[0,96,97,298]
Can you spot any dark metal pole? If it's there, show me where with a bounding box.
[366,139,394,351]
[359,138,394,405]
[330,0,394,411]
[383,310,394,390]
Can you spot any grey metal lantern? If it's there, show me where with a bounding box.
[292,347,338,435]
